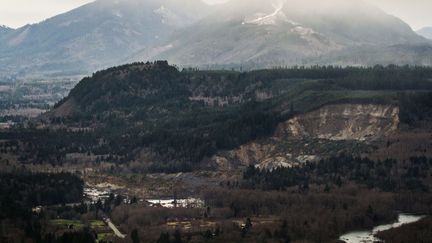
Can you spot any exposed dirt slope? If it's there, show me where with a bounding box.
[211,104,400,170]
[275,104,399,141]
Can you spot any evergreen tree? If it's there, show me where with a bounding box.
[131,229,140,243]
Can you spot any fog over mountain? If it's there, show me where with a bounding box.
[1,0,432,79]
[136,0,432,68]
[417,27,432,40]
[0,0,210,78]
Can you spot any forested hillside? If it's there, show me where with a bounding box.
[2,62,432,172]
[0,172,83,219]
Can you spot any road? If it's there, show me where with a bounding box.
[102,215,126,239]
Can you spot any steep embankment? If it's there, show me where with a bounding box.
[276,104,399,141]
[211,104,400,170]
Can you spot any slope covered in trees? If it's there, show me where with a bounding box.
[3,62,432,172]
[0,172,83,219]
[243,155,432,192]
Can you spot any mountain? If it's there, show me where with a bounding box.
[417,27,432,40]
[2,0,432,79]
[136,0,432,68]
[0,25,12,37]
[0,0,210,78]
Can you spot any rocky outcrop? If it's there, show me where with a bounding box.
[210,142,276,170]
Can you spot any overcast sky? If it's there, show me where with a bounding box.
[0,0,431,30]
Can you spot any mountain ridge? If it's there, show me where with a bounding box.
[0,25,12,37]
[137,0,432,68]
[0,0,210,78]
[1,0,432,79]
[417,27,432,40]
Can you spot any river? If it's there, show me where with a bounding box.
[339,214,424,243]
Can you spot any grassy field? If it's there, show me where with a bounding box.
[96,232,115,243]
[90,220,106,227]
[51,219,85,230]
[50,219,114,242]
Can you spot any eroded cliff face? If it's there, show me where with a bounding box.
[211,104,400,170]
[211,143,276,170]
[276,104,399,141]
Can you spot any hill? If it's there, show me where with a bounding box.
[31,62,432,172]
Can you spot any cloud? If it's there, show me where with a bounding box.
[203,0,229,4]
[0,0,94,28]
[0,0,431,29]
[364,0,432,29]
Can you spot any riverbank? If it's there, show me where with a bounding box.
[376,216,432,243]
[339,214,425,243]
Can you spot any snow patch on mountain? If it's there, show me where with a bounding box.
[113,10,124,18]
[291,26,315,37]
[242,0,292,26]
[290,26,322,43]
[59,19,81,27]
[154,5,185,27]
